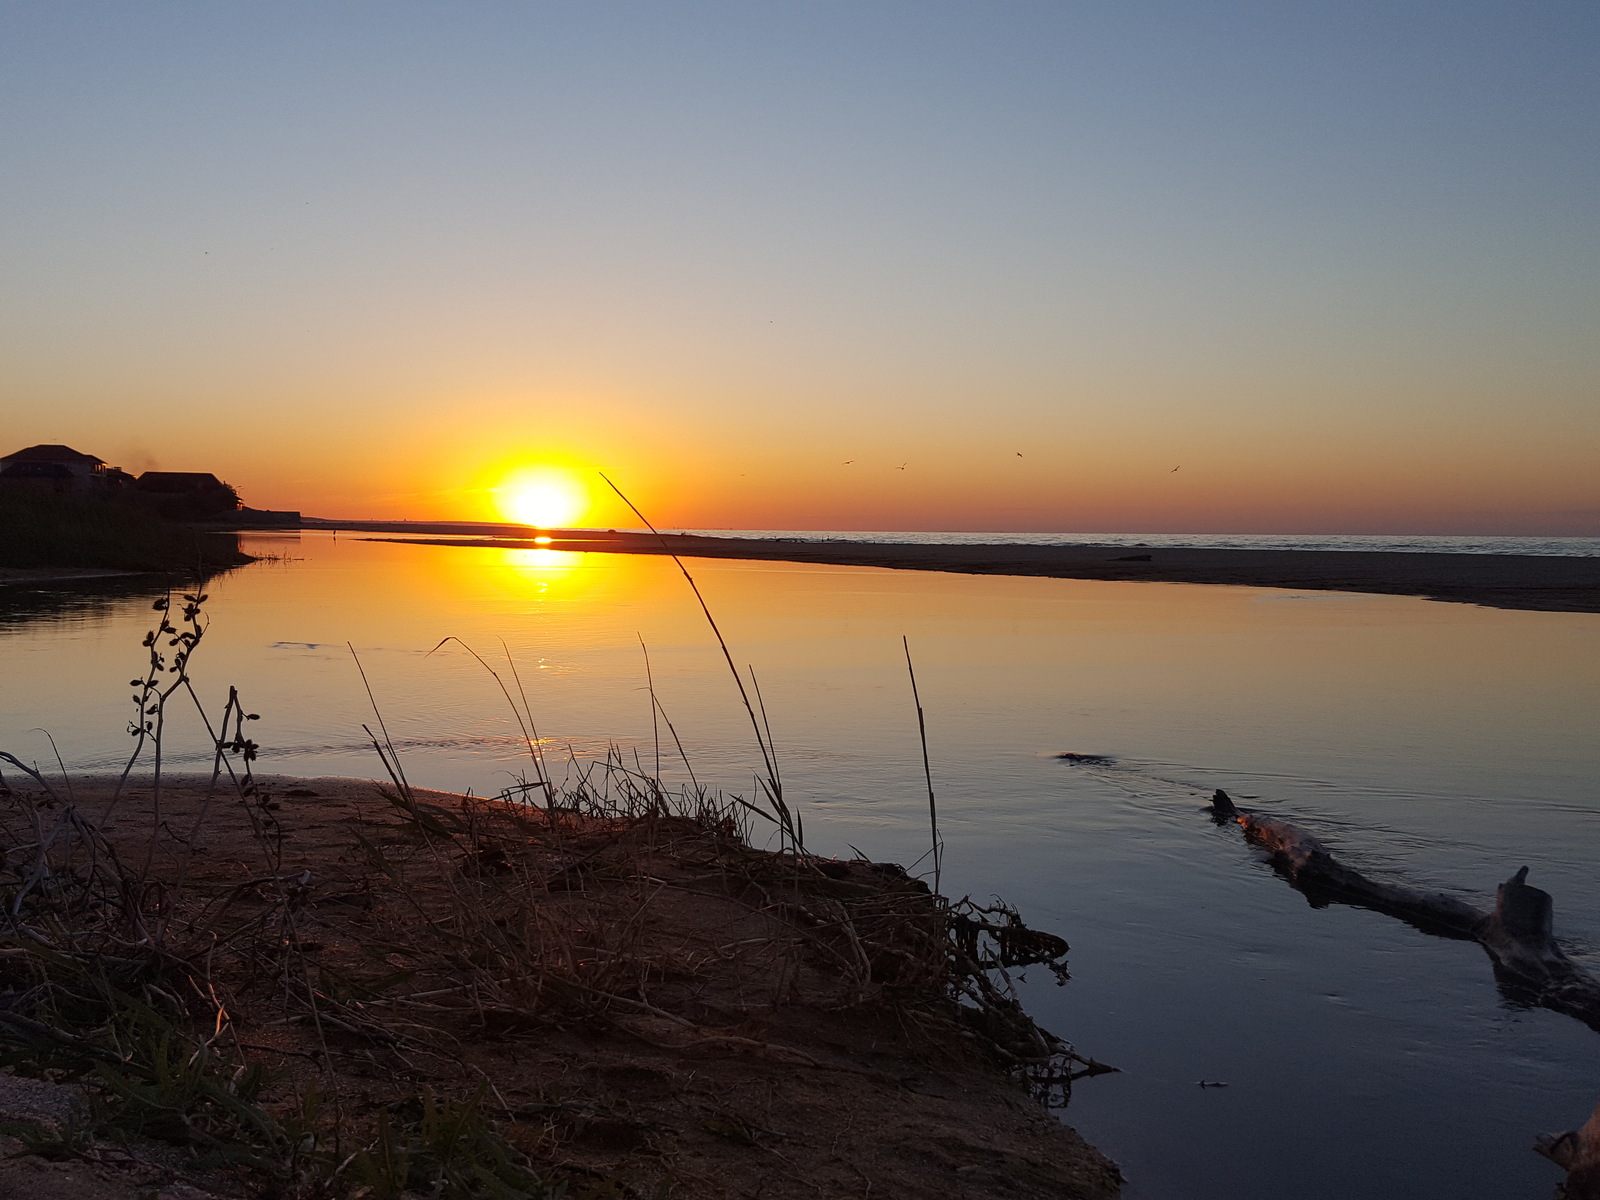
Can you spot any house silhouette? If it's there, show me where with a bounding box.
[0,444,132,491]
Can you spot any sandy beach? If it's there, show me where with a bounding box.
[306,522,1600,614]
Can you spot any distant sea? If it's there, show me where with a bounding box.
[670,530,1600,557]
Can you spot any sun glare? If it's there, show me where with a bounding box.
[494,467,588,528]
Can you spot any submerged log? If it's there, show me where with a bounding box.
[1205,790,1600,1032]
[1537,1099,1600,1200]
[1206,789,1600,1194]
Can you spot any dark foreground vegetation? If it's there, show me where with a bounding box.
[0,492,252,574]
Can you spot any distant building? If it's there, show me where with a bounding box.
[136,471,241,516]
[0,444,124,491]
[0,445,281,521]
[135,471,229,496]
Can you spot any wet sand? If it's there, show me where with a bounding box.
[0,566,142,587]
[305,521,1600,614]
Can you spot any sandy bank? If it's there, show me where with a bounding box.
[303,521,1600,613]
[0,772,1119,1199]
[0,565,144,587]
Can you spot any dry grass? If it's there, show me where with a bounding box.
[0,770,1117,1199]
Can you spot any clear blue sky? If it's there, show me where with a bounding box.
[1,2,1595,532]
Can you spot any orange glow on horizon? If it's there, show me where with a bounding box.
[126,397,1598,538]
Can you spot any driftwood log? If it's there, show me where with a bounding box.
[1206,790,1600,1197]
[1206,789,1600,1030]
[1538,1100,1600,1200]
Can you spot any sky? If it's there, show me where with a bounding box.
[1,1,1596,534]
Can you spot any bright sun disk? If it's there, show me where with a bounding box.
[495,468,587,528]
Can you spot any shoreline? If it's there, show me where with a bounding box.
[0,565,145,587]
[0,558,255,589]
[304,521,1600,614]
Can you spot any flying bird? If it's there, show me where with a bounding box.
[842,460,855,465]
[1171,466,1181,472]
[895,463,907,470]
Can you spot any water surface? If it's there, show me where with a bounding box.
[3,532,1597,1198]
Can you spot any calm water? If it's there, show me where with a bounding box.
[4,532,1599,1198]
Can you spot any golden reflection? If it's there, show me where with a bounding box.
[479,546,634,609]
[506,548,575,570]
[381,538,692,617]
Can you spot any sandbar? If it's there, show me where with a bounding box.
[306,521,1600,614]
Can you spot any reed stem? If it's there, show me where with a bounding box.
[902,635,942,896]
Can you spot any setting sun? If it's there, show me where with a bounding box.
[493,467,588,528]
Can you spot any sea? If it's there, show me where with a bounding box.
[2,528,1597,1198]
[674,529,1600,556]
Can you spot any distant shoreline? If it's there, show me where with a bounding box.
[0,565,143,587]
[295,521,1600,614]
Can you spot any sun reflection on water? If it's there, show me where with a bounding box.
[505,548,576,571]
[494,549,590,604]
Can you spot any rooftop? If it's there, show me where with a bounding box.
[135,471,227,492]
[0,444,104,465]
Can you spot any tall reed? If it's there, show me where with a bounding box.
[599,473,803,853]
[903,636,943,896]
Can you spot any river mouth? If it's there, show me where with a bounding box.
[3,529,1598,1198]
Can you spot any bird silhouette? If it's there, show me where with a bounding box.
[895,463,907,470]
[1016,452,1023,457]
[1171,466,1180,472]
[842,460,855,465]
